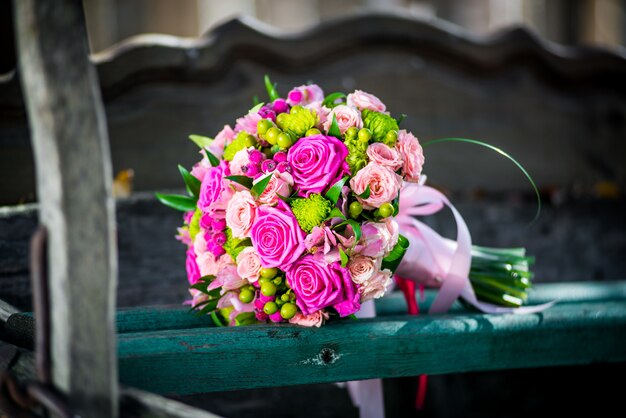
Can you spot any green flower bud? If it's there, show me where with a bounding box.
[280,303,297,319]
[378,202,394,218]
[349,201,363,219]
[266,127,281,145]
[361,109,399,143]
[260,268,278,280]
[261,282,277,297]
[290,194,332,233]
[239,289,254,304]
[263,301,278,315]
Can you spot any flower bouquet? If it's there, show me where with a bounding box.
[157,76,551,327]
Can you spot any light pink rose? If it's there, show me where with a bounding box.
[235,111,263,135]
[287,84,325,106]
[349,162,402,209]
[193,230,207,256]
[226,190,257,239]
[254,171,294,205]
[323,105,363,134]
[236,247,262,283]
[197,252,233,278]
[366,143,403,171]
[208,125,236,158]
[395,130,424,183]
[357,219,399,258]
[359,269,393,302]
[347,90,386,113]
[305,101,331,129]
[347,255,380,285]
[229,147,252,176]
[190,157,211,182]
[289,310,330,327]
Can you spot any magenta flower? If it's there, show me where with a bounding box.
[198,160,231,216]
[185,248,201,285]
[286,255,360,317]
[287,134,349,196]
[250,201,306,269]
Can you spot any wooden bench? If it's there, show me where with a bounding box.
[1,3,626,417]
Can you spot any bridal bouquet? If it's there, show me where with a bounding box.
[158,76,548,327]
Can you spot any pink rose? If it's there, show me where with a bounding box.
[235,111,263,135]
[347,90,386,113]
[197,252,233,277]
[229,147,253,176]
[323,105,362,134]
[305,101,331,129]
[347,255,380,285]
[250,201,306,269]
[186,248,201,285]
[287,134,349,196]
[209,125,236,158]
[357,219,399,258]
[349,162,402,209]
[395,130,424,183]
[287,84,324,106]
[198,161,232,216]
[359,269,393,302]
[236,247,262,283]
[286,255,360,317]
[254,171,294,205]
[193,230,207,256]
[225,190,257,239]
[190,157,211,183]
[289,310,330,327]
[366,143,403,171]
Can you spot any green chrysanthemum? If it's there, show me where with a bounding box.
[223,131,256,161]
[223,227,250,259]
[290,194,332,233]
[362,109,399,145]
[344,137,368,175]
[188,208,202,241]
[276,106,318,138]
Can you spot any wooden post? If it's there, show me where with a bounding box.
[13,1,118,417]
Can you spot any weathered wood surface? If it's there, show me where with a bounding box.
[2,194,625,311]
[1,14,625,204]
[14,0,118,416]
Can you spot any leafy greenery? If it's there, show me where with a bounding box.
[325,176,349,205]
[155,193,197,212]
[178,165,201,198]
[188,134,213,148]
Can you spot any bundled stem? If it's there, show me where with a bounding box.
[469,246,535,308]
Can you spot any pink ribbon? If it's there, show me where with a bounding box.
[395,183,555,314]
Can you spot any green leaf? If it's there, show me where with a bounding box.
[322,92,347,108]
[155,193,197,212]
[423,137,541,224]
[339,247,349,268]
[327,207,346,220]
[211,311,226,327]
[395,114,407,126]
[344,219,362,243]
[249,102,264,113]
[204,148,220,167]
[194,299,220,317]
[225,175,253,189]
[381,234,410,273]
[277,194,295,204]
[328,115,342,139]
[189,134,214,148]
[251,174,273,198]
[252,95,260,106]
[325,176,349,205]
[235,312,257,326]
[178,165,201,198]
[264,74,280,101]
[357,185,371,199]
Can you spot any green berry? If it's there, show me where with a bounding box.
[345,127,359,139]
[385,130,398,146]
[281,293,290,302]
[379,203,394,218]
[261,282,277,297]
[260,267,278,280]
[349,201,363,219]
[277,133,293,149]
[305,128,321,137]
[358,128,372,143]
[257,119,273,136]
[243,134,256,148]
[263,301,278,315]
[238,289,254,304]
[276,298,285,306]
[273,277,283,285]
[280,303,297,320]
[266,127,280,145]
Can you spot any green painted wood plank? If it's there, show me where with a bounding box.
[117,300,626,395]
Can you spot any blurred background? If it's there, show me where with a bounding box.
[83,0,626,53]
